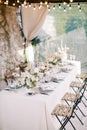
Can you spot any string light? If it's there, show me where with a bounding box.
[70,0,73,2]
[59,4,61,9]
[48,7,50,11]
[40,1,43,5]
[47,4,49,8]
[33,5,36,10]
[67,3,70,7]
[4,0,8,5]
[24,0,27,5]
[64,8,66,12]
[0,0,83,13]
[13,3,15,6]
[44,1,48,5]
[17,0,20,3]
[39,4,42,9]
[63,2,66,5]
[79,7,82,12]
[69,4,72,10]
[53,5,56,10]
[78,3,80,8]
[28,3,31,7]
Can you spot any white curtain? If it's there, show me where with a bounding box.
[21,4,48,63]
[21,4,48,41]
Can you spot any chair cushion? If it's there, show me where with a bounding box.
[70,81,84,88]
[62,92,80,102]
[51,104,73,117]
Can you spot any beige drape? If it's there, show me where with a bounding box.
[21,4,48,41]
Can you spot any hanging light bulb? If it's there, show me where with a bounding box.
[29,3,31,7]
[63,2,66,5]
[47,4,49,8]
[24,0,27,5]
[70,0,73,2]
[78,3,80,8]
[39,4,42,9]
[0,0,1,3]
[4,0,8,5]
[17,0,20,3]
[44,1,48,5]
[79,7,82,12]
[25,5,28,8]
[40,1,43,5]
[13,3,15,6]
[67,3,69,7]
[33,5,36,10]
[19,5,21,8]
[59,4,61,9]
[69,4,72,10]
[64,8,66,12]
[53,5,55,10]
[48,7,50,11]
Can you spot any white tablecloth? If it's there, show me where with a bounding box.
[0,61,81,130]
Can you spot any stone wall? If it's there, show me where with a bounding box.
[0,5,23,88]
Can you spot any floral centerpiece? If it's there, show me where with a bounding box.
[18,66,39,89]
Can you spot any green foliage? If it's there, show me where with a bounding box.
[31,36,41,46]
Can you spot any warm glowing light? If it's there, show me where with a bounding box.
[33,5,36,10]
[29,3,31,7]
[17,0,19,3]
[39,4,42,9]
[13,3,15,6]
[4,0,8,5]
[63,2,66,5]
[47,4,49,8]
[59,4,61,9]
[48,7,50,11]
[40,1,43,5]
[70,0,73,2]
[69,4,72,10]
[53,5,55,10]
[45,1,48,5]
[78,3,80,8]
[24,0,27,5]
[79,7,82,12]
[64,8,66,12]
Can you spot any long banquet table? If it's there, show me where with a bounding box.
[0,61,81,130]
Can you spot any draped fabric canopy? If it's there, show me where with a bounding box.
[21,4,48,41]
[21,5,48,63]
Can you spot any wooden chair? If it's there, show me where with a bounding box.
[51,104,76,130]
[61,92,86,125]
[70,80,87,107]
[61,78,87,125]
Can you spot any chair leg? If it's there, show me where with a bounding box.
[74,111,84,125]
[76,105,86,117]
[56,115,66,130]
[81,100,87,107]
[69,119,77,130]
[72,86,87,101]
[83,95,87,101]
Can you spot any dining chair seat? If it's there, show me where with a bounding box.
[76,73,87,80]
[62,92,80,102]
[51,104,73,117]
[70,81,84,89]
[51,104,76,130]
